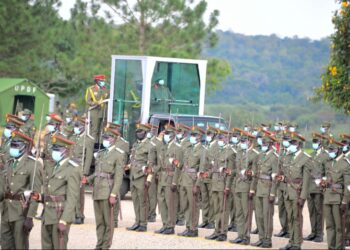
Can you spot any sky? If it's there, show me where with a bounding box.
[59,0,339,40]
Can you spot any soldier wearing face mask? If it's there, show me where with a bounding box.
[70,117,94,224]
[126,123,156,232]
[175,123,191,226]
[277,133,312,250]
[319,122,333,147]
[1,117,22,166]
[62,103,78,139]
[198,126,219,229]
[30,135,80,249]
[18,109,36,139]
[41,114,63,160]
[0,131,41,250]
[340,134,350,246]
[150,79,173,113]
[321,140,350,250]
[303,135,328,243]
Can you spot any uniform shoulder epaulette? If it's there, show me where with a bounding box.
[253,149,259,155]
[69,160,79,167]
[303,152,311,158]
[115,147,125,154]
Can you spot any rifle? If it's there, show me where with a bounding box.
[79,113,88,219]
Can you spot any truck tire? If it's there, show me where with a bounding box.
[120,178,130,200]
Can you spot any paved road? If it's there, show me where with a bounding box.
[28,193,330,249]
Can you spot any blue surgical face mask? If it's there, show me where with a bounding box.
[206,136,212,143]
[176,134,183,140]
[66,117,72,124]
[103,140,111,148]
[343,146,349,153]
[146,132,153,139]
[99,81,105,87]
[289,127,296,132]
[52,150,63,162]
[48,124,56,133]
[257,138,263,146]
[74,127,81,135]
[231,137,239,144]
[9,148,21,158]
[261,146,269,152]
[288,144,298,154]
[218,140,225,147]
[274,126,280,131]
[3,128,12,138]
[240,143,248,150]
[252,131,258,137]
[158,80,165,86]
[312,143,320,150]
[21,115,28,121]
[320,127,326,133]
[329,152,337,159]
[282,140,290,148]
[190,136,197,144]
[164,134,172,144]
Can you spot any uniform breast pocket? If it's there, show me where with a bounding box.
[14,171,29,182]
[53,175,67,188]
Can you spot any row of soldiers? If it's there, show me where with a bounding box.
[1,97,350,249]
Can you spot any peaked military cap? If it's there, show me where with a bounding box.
[176,123,191,132]
[52,135,75,148]
[190,126,205,135]
[11,130,33,144]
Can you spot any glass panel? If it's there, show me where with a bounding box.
[150,62,200,115]
[112,59,143,144]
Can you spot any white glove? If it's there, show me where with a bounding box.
[271,173,277,179]
[314,179,321,187]
[169,158,174,164]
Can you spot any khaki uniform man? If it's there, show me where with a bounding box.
[19,109,36,139]
[0,131,41,249]
[204,130,235,242]
[84,127,125,249]
[250,135,279,248]
[126,123,156,232]
[85,75,109,141]
[321,140,350,250]
[61,103,78,140]
[319,122,333,147]
[154,124,182,234]
[175,123,191,226]
[70,117,94,224]
[198,126,219,229]
[278,133,312,250]
[303,134,329,242]
[32,135,80,249]
[229,132,259,245]
[1,117,23,166]
[176,126,205,237]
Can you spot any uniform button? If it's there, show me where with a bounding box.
[10,182,13,185]
[12,174,14,177]
[46,202,49,205]
[9,200,12,203]
[48,185,51,188]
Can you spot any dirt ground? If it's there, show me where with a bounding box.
[27,192,332,249]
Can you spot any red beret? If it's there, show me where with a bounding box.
[94,75,106,81]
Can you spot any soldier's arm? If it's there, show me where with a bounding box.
[27,159,43,217]
[147,143,157,168]
[111,154,124,198]
[60,166,80,223]
[83,138,94,176]
[270,154,279,196]
[85,87,96,106]
[249,155,258,193]
[225,152,235,189]
[300,156,312,200]
[341,159,350,204]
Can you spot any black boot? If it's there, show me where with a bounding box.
[216,234,227,241]
[303,233,315,241]
[198,222,208,228]
[177,228,189,236]
[274,230,288,237]
[205,233,218,240]
[127,224,140,231]
[185,229,198,237]
[135,225,147,232]
[229,237,243,244]
[251,240,263,247]
[205,223,215,229]
[162,227,175,235]
[74,217,84,225]
[313,236,323,242]
[154,227,166,234]
[176,219,185,226]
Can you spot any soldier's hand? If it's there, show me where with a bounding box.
[297,198,305,207]
[124,164,130,171]
[268,195,275,204]
[341,202,348,213]
[30,191,41,202]
[172,159,180,167]
[224,188,230,196]
[81,176,88,185]
[144,181,151,189]
[248,191,255,199]
[109,196,117,205]
[192,185,199,195]
[246,169,253,177]
[320,179,328,188]
[171,184,177,192]
[58,221,67,235]
[276,175,285,182]
[23,217,34,233]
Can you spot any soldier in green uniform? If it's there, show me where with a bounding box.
[229,132,259,245]
[278,133,312,250]
[61,103,78,139]
[198,126,219,229]
[175,123,191,226]
[204,130,235,242]
[176,126,205,237]
[106,122,129,228]
[227,129,241,232]
[341,134,350,246]
[19,109,36,139]
[126,123,156,232]
[274,132,291,238]
[250,134,279,248]
[154,124,182,235]
[319,122,333,146]
[321,140,350,250]
[70,117,94,224]
[303,134,329,242]
[83,127,125,249]
[0,131,41,249]
[32,135,80,249]
[1,117,22,166]
[85,75,109,141]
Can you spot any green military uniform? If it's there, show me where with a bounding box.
[323,149,350,250]
[85,79,108,141]
[343,147,350,246]
[251,142,279,247]
[175,127,204,237]
[304,145,328,242]
[205,137,235,241]
[19,109,36,139]
[155,127,183,233]
[231,143,259,244]
[128,124,156,231]
[278,139,312,250]
[41,136,80,249]
[112,135,129,227]
[90,129,125,249]
[199,128,219,228]
[0,148,41,249]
